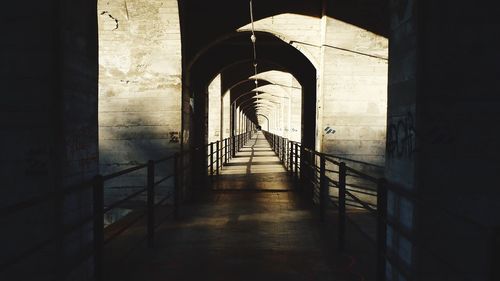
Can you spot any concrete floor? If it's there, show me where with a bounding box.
[104,132,375,281]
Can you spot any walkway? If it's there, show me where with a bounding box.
[104,132,375,281]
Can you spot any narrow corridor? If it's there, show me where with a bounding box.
[104,132,374,281]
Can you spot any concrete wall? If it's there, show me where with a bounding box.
[98,0,182,201]
[1,1,98,280]
[222,91,231,139]
[240,9,388,164]
[319,16,388,165]
[386,1,500,280]
[208,75,221,143]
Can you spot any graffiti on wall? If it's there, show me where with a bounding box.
[324,127,336,135]
[169,132,180,143]
[66,125,98,169]
[387,112,416,158]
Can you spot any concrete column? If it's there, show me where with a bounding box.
[222,91,231,139]
[386,1,500,280]
[317,1,388,163]
[208,75,221,143]
[2,1,98,279]
[98,0,182,201]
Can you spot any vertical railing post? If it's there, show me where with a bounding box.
[279,137,282,160]
[281,138,285,164]
[299,145,305,192]
[289,141,293,174]
[377,179,387,281]
[216,140,220,175]
[231,136,236,157]
[224,138,228,164]
[338,162,346,251]
[273,135,276,152]
[278,137,281,161]
[309,150,315,200]
[231,136,234,158]
[279,138,283,162]
[209,142,214,176]
[173,153,180,219]
[319,155,327,222]
[294,143,299,185]
[147,160,155,248]
[93,175,104,281]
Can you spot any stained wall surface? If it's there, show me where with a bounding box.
[98,0,182,200]
[1,1,98,280]
[240,11,388,164]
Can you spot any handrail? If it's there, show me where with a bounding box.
[103,188,147,214]
[325,154,384,169]
[0,131,253,280]
[262,130,497,281]
[102,164,148,181]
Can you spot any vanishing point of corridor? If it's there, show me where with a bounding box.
[105,132,370,281]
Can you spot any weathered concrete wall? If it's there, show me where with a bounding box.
[1,1,98,280]
[240,10,387,164]
[222,91,231,138]
[239,14,321,69]
[98,0,182,201]
[319,16,388,165]
[386,1,500,280]
[208,75,221,143]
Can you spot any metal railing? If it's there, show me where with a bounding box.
[262,131,499,281]
[0,131,251,281]
[207,131,253,176]
[1,153,183,281]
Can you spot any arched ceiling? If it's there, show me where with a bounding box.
[188,31,315,89]
[220,61,286,94]
[179,0,388,64]
[188,31,315,124]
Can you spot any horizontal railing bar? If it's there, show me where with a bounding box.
[345,167,379,183]
[329,196,370,209]
[345,190,378,215]
[345,186,377,196]
[103,188,147,214]
[154,174,174,187]
[153,154,176,164]
[103,164,148,181]
[325,154,384,169]
[326,177,338,185]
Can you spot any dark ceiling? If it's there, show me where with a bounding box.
[180,0,388,127]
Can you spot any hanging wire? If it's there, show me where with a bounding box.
[249,0,258,88]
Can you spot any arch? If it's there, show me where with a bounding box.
[186,30,316,153]
[256,114,270,131]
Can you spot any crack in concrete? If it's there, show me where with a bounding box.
[100,11,119,30]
